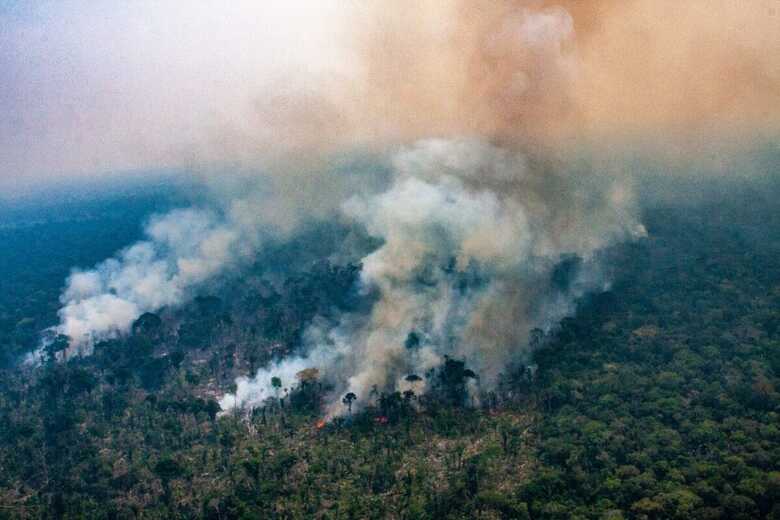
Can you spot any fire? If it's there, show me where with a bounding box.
[316,420,326,429]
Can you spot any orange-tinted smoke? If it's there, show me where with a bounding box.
[266,0,780,154]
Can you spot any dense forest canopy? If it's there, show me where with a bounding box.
[0,176,194,366]
[0,173,777,518]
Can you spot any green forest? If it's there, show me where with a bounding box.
[0,177,779,519]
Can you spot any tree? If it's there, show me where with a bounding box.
[436,357,475,405]
[154,457,185,506]
[204,399,221,421]
[296,368,319,386]
[342,392,357,415]
[169,350,185,370]
[132,312,162,337]
[45,334,70,361]
[271,376,282,398]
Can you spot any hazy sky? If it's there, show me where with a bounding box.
[2,1,779,192]
[0,0,351,189]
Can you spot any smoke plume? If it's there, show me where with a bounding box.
[203,0,780,160]
[221,138,643,415]
[44,1,777,412]
[55,206,250,353]
[6,0,777,182]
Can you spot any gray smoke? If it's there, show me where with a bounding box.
[46,4,647,416]
[50,160,385,357]
[221,138,645,416]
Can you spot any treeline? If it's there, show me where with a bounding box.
[0,188,183,366]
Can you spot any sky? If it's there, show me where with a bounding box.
[1,0,779,192]
[0,0,352,190]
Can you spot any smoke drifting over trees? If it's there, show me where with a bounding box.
[221,138,643,414]
[46,1,778,414]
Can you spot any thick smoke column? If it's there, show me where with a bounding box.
[221,138,644,415]
[221,5,646,414]
[50,5,647,410]
[54,4,585,352]
[334,139,643,402]
[49,0,772,414]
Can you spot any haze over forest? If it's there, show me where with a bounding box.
[0,1,779,518]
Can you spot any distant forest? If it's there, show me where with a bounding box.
[0,175,778,519]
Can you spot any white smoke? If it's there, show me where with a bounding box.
[218,322,354,412]
[47,4,593,357]
[222,138,645,416]
[50,161,380,356]
[46,5,647,416]
[54,204,260,355]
